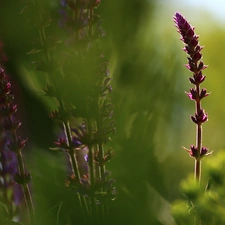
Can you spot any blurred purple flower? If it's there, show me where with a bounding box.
[0,134,23,220]
[60,0,67,7]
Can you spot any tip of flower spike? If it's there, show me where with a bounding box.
[173,12,187,27]
[173,12,183,22]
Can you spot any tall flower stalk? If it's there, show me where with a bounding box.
[23,0,116,224]
[0,65,35,224]
[173,12,211,184]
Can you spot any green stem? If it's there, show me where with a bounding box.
[98,143,105,182]
[33,3,89,220]
[87,119,98,225]
[17,151,35,224]
[98,141,108,225]
[63,121,81,180]
[62,120,89,222]
[89,8,94,37]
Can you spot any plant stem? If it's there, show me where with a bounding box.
[62,119,89,223]
[194,84,202,225]
[63,120,81,180]
[11,124,35,224]
[194,159,201,183]
[87,119,98,225]
[16,151,35,224]
[97,139,108,224]
[195,84,202,184]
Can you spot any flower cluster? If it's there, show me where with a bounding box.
[66,172,116,203]
[22,0,116,223]
[0,134,21,221]
[0,65,34,223]
[33,1,117,223]
[59,0,101,32]
[0,68,29,180]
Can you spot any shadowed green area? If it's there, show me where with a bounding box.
[0,1,225,225]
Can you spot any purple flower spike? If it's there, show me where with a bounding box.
[174,12,208,85]
[174,12,211,182]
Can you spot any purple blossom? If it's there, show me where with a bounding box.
[0,134,23,219]
[0,65,34,222]
[174,12,211,176]
[60,0,67,7]
[173,12,208,85]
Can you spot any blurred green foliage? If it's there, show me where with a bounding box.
[1,0,225,225]
[172,151,225,225]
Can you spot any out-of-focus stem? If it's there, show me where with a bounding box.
[63,120,81,180]
[62,119,89,222]
[32,1,90,221]
[99,143,108,224]
[16,150,35,224]
[10,119,35,224]
[87,119,98,225]
[89,8,94,36]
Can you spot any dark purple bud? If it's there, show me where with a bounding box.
[191,109,208,124]
[72,136,83,148]
[198,61,207,71]
[193,71,206,85]
[54,137,69,150]
[0,67,6,81]
[195,45,203,52]
[3,118,21,131]
[186,88,198,101]
[60,0,67,7]
[186,28,195,38]
[196,75,206,84]
[189,77,196,85]
[190,115,198,124]
[174,12,193,38]
[200,147,208,157]
[193,52,202,62]
[174,12,207,78]
[4,82,11,95]
[190,145,198,158]
[199,88,209,99]
[0,137,23,216]
[0,104,17,117]
[183,46,191,54]
[185,63,197,73]
[190,38,198,48]
[7,136,28,152]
